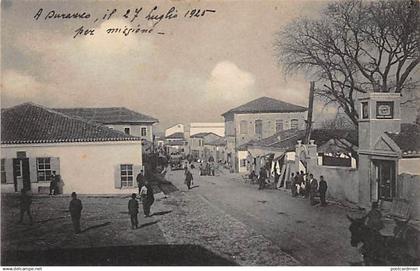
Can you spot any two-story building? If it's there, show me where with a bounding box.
[55,107,158,143]
[222,96,307,172]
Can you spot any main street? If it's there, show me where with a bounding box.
[165,166,364,266]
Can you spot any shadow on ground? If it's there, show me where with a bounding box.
[2,244,238,266]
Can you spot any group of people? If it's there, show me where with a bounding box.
[18,170,156,233]
[19,188,83,233]
[291,171,328,206]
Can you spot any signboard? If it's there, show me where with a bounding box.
[376,101,394,119]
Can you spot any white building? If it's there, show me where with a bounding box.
[189,123,225,137]
[165,124,184,137]
[1,103,143,194]
[55,107,158,142]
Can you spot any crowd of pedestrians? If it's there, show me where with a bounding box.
[290,171,328,207]
[16,169,157,233]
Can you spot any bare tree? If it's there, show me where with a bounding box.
[275,0,419,127]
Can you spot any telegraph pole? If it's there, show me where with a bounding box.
[304,81,315,144]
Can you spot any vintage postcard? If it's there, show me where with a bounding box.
[1,0,419,267]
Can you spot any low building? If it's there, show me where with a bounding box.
[55,107,158,143]
[165,132,188,156]
[189,132,222,161]
[222,96,307,172]
[1,103,143,194]
[203,137,227,163]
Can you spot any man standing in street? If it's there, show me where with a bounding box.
[258,166,267,190]
[49,171,58,195]
[128,193,139,229]
[185,168,193,190]
[18,188,33,225]
[69,192,83,233]
[136,170,145,194]
[308,174,318,205]
[319,175,328,206]
[140,180,155,217]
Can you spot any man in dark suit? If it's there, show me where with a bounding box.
[69,192,83,233]
[319,175,328,206]
[128,193,139,229]
[308,174,318,205]
[258,166,267,190]
[18,188,33,225]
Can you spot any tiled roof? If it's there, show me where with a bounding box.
[165,132,185,139]
[1,103,141,144]
[205,137,227,146]
[386,123,420,156]
[166,141,185,146]
[246,129,358,152]
[190,132,220,138]
[54,107,158,124]
[222,97,307,116]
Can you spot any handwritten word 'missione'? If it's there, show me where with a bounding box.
[34,8,91,20]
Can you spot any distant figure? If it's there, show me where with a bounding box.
[258,166,267,190]
[18,188,33,225]
[49,171,59,195]
[249,170,257,184]
[140,180,154,217]
[185,169,194,190]
[69,192,83,233]
[290,173,297,196]
[136,170,145,194]
[308,174,318,205]
[210,162,215,176]
[366,202,384,232]
[319,175,328,206]
[128,193,139,229]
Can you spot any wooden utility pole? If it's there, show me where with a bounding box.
[304,81,315,144]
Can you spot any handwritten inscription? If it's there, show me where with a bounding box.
[33,6,216,38]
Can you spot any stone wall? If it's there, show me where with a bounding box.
[309,165,359,203]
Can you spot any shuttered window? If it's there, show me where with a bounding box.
[120,164,134,187]
[37,158,52,182]
[1,159,6,184]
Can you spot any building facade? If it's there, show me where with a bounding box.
[189,132,222,161]
[1,103,143,194]
[222,97,307,172]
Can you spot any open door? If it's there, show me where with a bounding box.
[13,158,30,192]
[372,159,396,202]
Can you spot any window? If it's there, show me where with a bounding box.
[1,159,6,184]
[124,127,130,135]
[120,164,133,187]
[141,127,147,137]
[362,102,369,119]
[291,119,299,130]
[240,120,248,134]
[275,120,283,133]
[240,159,247,167]
[37,158,52,182]
[255,120,263,136]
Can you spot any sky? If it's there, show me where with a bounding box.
[1,0,335,131]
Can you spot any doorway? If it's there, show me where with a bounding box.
[372,159,396,201]
[13,158,30,192]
